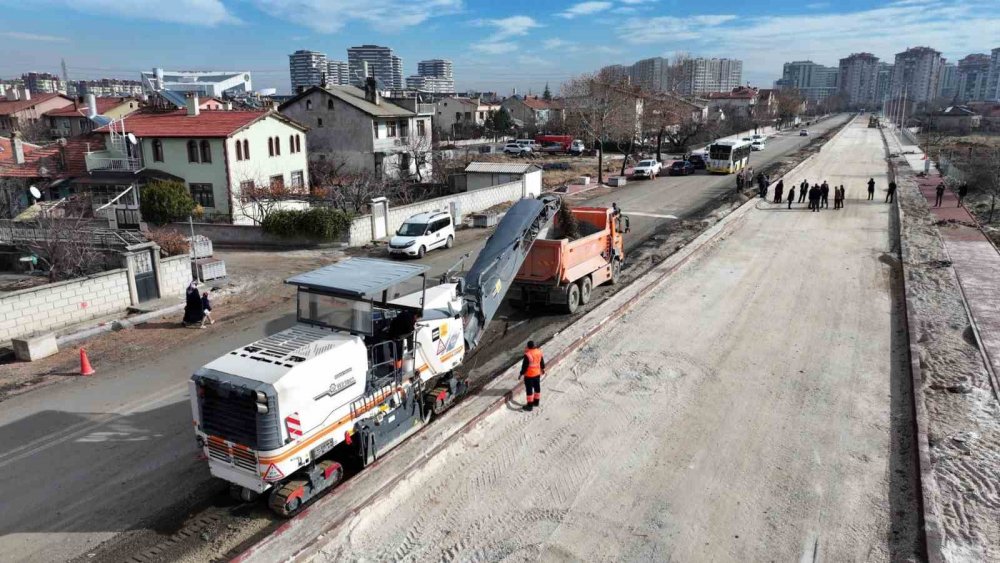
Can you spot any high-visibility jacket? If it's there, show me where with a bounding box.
[523,348,543,378]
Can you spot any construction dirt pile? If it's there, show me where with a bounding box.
[896,163,1000,561]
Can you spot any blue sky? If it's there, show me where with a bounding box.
[1,0,998,94]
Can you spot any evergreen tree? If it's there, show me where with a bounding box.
[542,83,552,101]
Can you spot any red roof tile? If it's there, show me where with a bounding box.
[95,109,272,138]
[0,93,72,116]
[521,96,563,110]
[0,137,40,164]
[46,97,138,117]
[0,135,103,179]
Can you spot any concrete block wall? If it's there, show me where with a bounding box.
[0,268,132,342]
[159,255,192,299]
[348,180,525,247]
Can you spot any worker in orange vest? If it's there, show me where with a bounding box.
[519,340,545,411]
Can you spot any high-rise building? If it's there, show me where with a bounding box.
[875,63,894,104]
[838,53,879,108]
[598,64,631,84]
[347,45,403,90]
[677,58,742,96]
[779,61,839,102]
[417,59,453,81]
[986,47,1000,101]
[405,59,454,93]
[22,72,63,94]
[890,46,944,103]
[289,50,328,93]
[67,78,144,98]
[939,63,959,101]
[956,53,991,102]
[326,60,349,86]
[629,57,670,93]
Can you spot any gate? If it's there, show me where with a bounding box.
[370,197,388,239]
[134,251,159,302]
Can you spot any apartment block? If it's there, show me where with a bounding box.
[677,58,742,96]
[890,46,944,103]
[838,53,879,107]
[348,45,403,90]
[779,60,839,102]
[957,53,990,102]
[289,50,328,93]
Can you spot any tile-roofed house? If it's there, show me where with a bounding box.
[278,80,433,180]
[86,103,311,223]
[501,95,566,130]
[705,86,759,119]
[0,91,74,137]
[46,97,142,138]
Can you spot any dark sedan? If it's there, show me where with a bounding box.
[668,160,695,176]
[688,154,706,169]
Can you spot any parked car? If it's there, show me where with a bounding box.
[388,211,456,259]
[688,153,707,169]
[799,129,809,136]
[632,159,662,179]
[569,139,586,156]
[504,142,532,156]
[515,139,538,149]
[538,142,565,154]
[668,160,695,176]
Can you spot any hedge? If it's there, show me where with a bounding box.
[262,207,354,241]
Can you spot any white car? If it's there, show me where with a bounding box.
[388,211,455,258]
[569,139,586,155]
[750,139,766,151]
[504,142,532,156]
[633,159,662,179]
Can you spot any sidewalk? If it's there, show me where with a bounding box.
[887,126,1000,384]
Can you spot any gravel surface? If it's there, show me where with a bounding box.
[315,120,923,561]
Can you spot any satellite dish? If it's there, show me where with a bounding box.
[127,133,138,145]
[29,186,42,199]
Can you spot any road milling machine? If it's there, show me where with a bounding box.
[190,196,561,515]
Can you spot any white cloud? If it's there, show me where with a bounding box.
[620,0,654,3]
[57,0,237,26]
[619,15,737,44]
[542,38,572,49]
[805,2,830,8]
[253,0,462,33]
[471,15,541,54]
[558,1,612,19]
[0,31,68,42]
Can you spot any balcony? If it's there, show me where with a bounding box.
[85,151,143,173]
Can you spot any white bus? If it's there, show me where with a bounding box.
[706,139,752,174]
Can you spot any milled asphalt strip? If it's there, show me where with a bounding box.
[232,122,854,563]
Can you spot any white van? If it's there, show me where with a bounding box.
[388,211,455,258]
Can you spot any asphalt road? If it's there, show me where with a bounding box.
[0,115,849,562]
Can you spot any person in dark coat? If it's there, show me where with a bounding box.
[886,181,897,203]
[773,179,784,203]
[820,182,830,208]
[935,182,946,207]
[799,180,808,203]
[809,185,821,212]
[182,280,204,327]
[787,186,796,209]
[959,183,968,207]
[200,291,214,327]
[867,178,876,200]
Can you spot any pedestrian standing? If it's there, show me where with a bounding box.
[787,186,796,209]
[839,185,846,209]
[200,291,215,328]
[519,340,545,411]
[867,178,876,200]
[934,182,945,207]
[799,180,808,203]
[809,184,820,212]
[886,181,897,203]
[774,179,784,203]
[959,182,968,207]
[821,182,830,208]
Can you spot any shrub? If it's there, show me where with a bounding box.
[146,229,191,257]
[262,207,353,241]
[141,180,196,225]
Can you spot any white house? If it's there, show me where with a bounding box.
[434,96,500,135]
[278,79,432,181]
[90,95,309,224]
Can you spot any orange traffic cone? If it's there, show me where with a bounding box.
[79,348,95,376]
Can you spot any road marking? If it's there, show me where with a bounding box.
[625,211,679,220]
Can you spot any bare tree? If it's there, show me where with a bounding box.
[964,147,1000,222]
[644,93,714,160]
[563,69,638,184]
[232,167,308,225]
[666,51,692,93]
[18,196,110,282]
[774,89,804,129]
[0,177,31,220]
[402,132,433,182]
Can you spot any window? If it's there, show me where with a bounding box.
[306,99,313,111]
[317,117,323,127]
[268,137,274,156]
[152,139,164,162]
[187,140,199,163]
[399,120,408,139]
[327,99,334,110]
[295,135,301,153]
[455,111,461,121]
[290,170,304,188]
[464,111,471,120]
[243,139,249,159]
[235,139,242,160]
[199,140,212,163]
[289,134,295,153]
[400,152,411,173]
[189,183,215,207]
[274,136,280,155]
[417,120,426,137]
[387,121,396,137]
[372,121,379,139]
[270,174,285,189]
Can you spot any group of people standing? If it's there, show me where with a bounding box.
[757,174,847,212]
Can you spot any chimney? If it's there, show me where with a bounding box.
[154,67,164,91]
[22,88,30,101]
[11,133,24,165]
[185,92,200,117]
[224,101,233,111]
[86,93,97,119]
[365,76,380,105]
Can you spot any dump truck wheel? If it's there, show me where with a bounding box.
[579,277,592,305]
[565,283,580,314]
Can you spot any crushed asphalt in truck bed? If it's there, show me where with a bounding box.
[71,120,853,563]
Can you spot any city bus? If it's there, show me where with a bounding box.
[706,139,752,174]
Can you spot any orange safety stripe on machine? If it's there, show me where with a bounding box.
[255,387,399,464]
[416,346,465,373]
